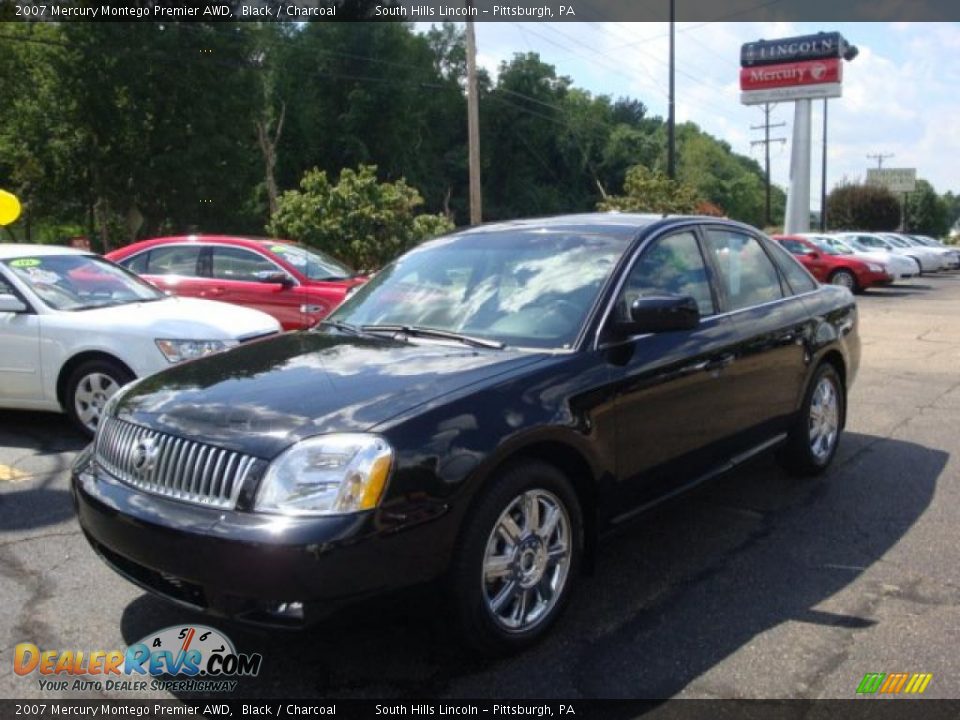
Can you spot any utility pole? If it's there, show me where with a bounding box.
[465,7,482,225]
[820,98,828,231]
[867,152,894,169]
[667,0,676,180]
[750,103,786,226]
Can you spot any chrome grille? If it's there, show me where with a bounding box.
[94,416,257,509]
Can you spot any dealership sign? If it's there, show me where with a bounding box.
[741,32,848,67]
[867,168,917,194]
[740,33,852,105]
[740,58,842,92]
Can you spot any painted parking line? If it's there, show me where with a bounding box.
[0,464,28,482]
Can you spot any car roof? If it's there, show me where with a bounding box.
[452,212,737,240]
[0,244,91,260]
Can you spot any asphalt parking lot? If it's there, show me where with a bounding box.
[2,273,960,701]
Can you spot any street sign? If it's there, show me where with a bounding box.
[741,82,843,106]
[741,32,848,67]
[740,58,842,92]
[866,168,917,194]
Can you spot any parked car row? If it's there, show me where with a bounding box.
[772,231,959,293]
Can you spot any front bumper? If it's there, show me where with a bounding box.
[859,269,893,288]
[72,452,449,626]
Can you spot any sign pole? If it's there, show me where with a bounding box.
[785,98,812,234]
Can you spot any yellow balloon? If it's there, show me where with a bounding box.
[0,190,21,226]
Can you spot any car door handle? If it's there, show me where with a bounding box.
[691,353,736,373]
[205,287,226,296]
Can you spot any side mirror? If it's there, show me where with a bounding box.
[807,251,821,259]
[614,295,700,335]
[256,271,294,288]
[0,294,27,313]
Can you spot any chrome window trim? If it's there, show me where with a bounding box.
[591,221,826,351]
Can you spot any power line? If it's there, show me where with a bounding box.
[867,153,895,169]
[750,103,787,226]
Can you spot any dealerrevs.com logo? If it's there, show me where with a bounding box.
[14,625,263,693]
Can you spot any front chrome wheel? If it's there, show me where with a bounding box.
[74,372,121,433]
[482,489,572,633]
[831,270,856,290]
[809,375,839,463]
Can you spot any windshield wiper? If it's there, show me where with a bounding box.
[360,324,505,349]
[318,319,393,341]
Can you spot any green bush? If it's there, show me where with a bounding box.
[826,183,900,232]
[597,165,702,215]
[267,165,454,271]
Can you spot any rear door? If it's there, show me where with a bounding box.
[703,227,813,446]
[121,245,207,298]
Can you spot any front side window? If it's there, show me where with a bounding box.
[779,239,808,256]
[265,244,353,281]
[3,255,164,311]
[211,247,281,282]
[616,231,715,319]
[329,230,629,349]
[705,230,784,311]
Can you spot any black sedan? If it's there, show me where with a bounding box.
[73,214,859,654]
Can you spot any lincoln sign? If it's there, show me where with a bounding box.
[740,32,852,106]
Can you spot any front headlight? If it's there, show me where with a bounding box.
[867,263,885,273]
[255,434,393,516]
[155,338,236,363]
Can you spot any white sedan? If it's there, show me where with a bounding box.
[0,245,281,435]
[824,235,918,281]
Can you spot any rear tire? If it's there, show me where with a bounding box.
[65,359,133,437]
[778,363,844,477]
[449,460,583,656]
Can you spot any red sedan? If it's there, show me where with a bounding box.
[773,235,891,293]
[107,236,364,330]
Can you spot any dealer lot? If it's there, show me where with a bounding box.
[2,273,960,700]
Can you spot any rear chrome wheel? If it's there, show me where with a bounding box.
[779,363,844,476]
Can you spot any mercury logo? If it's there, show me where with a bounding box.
[811,63,827,80]
[131,437,159,476]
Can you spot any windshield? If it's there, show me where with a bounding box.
[327,229,629,349]
[807,237,840,255]
[827,239,855,254]
[844,238,872,253]
[4,254,164,311]
[882,235,909,248]
[265,243,354,280]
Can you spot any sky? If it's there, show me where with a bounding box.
[424,21,960,208]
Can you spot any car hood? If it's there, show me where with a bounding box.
[114,332,546,458]
[66,297,280,340]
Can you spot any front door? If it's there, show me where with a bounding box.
[606,228,743,519]
[0,270,42,403]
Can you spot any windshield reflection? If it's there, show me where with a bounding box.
[326,230,628,349]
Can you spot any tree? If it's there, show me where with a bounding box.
[904,179,950,237]
[266,164,453,270]
[826,183,901,231]
[597,165,701,214]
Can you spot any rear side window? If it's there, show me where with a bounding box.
[779,239,807,255]
[140,246,202,276]
[766,240,819,294]
[705,229,784,311]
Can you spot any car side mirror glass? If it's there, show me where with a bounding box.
[807,251,820,259]
[0,293,28,313]
[256,271,293,288]
[615,294,700,335]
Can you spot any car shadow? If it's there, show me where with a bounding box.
[862,285,932,297]
[0,409,88,454]
[119,432,945,699]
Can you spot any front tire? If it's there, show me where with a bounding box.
[449,460,583,656]
[829,269,859,293]
[65,359,133,437]
[779,363,844,476]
